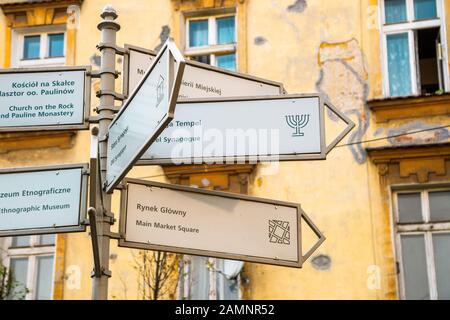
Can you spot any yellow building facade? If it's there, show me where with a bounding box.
[0,0,449,300]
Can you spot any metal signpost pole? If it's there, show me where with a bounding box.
[92,6,120,300]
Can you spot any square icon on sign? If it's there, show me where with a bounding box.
[269,220,290,245]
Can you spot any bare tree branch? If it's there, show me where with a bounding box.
[134,250,180,300]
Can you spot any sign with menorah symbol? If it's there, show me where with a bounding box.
[285,114,310,137]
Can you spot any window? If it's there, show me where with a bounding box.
[12,26,66,67]
[48,33,65,58]
[185,14,237,71]
[179,256,242,300]
[5,235,56,300]
[393,189,450,300]
[381,0,448,97]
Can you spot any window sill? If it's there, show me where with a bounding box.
[185,43,236,56]
[20,57,40,61]
[368,93,450,123]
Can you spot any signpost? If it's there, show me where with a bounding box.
[119,179,325,268]
[0,66,91,132]
[123,44,284,99]
[0,164,88,237]
[105,39,186,193]
[138,94,354,165]
[0,6,351,300]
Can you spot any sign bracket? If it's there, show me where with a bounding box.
[88,114,116,123]
[104,231,122,240]
[97,42,126,56]
[95,90,127,101]
[88,70,120,79]
[95,105,122,113]
[88,207,101,277]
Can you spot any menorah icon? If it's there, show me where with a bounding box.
[285,114,310,137]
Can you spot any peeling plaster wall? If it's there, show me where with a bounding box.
[246,0,386,300]
[316,39,370,164]
[245,0,449,301]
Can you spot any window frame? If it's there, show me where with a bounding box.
[379,0,449,97]
[392,187,450,300]
[185,13,237,70]
[178,256,242,300]
[11,25,66,68]
[3,236,56,300]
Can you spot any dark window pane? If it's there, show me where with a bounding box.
[417,27,441,95]
[189,20,208,47]
[11,236,31,248]
[190,55,211,65]
[400,234,430,300]
[216,54,236,71]
[36,256,54,300]
[385,0,407,24]
[433,233,450,299]
[414,0,437,20]
[429,191,450,222]
[397,193,423,223]
[23,35,40,59]
[48,33,64,57]
[217,16,235,44]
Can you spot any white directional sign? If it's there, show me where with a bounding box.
[119,179,325,268]
[0,66,91,132]
[106,39,185,193]
[0,164,88,237]
[139,94,354,164]
[123,44,284,99]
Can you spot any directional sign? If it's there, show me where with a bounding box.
[0,66,91,132]
[106,39,185,193]
[138,94,354,165]
[119,179,325,268]
[123,44,284,99]
[0,164,88,237]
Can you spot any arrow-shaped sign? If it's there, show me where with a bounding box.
[123,44,284,99]
[106,39,185,193]
[137,94,354,165]
[119,179,325,268]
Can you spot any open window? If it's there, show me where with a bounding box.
[381,0,448,97]
[416,27,444,94]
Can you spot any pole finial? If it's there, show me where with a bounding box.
[101,5,117,19]
[98,5,120,31]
